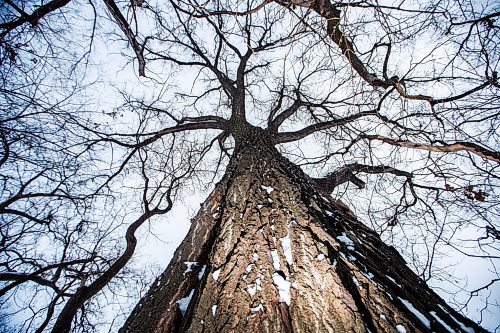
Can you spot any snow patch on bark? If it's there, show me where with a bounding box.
[280,235,293,264]
[271,250,281,270]
[247,277,262,296]
[336,232,355,251]
[355,251,366,259]
[183,261,197,276]
[176,289,194,315]
[386,275,402,287]
[261,185,274,194]
[352,275,361,286]
[316,253,325,261]
[198,265,206,280]
[247,284,257,296]
[399,297,430,329]
[361,271,375,284]
[395,324,407,333]
[430,311,454,333]
[339,251,356,261]
[212,304,217,317]
[437,305,475,333]
[272,273,291,305]
[212,269,221,281]
[250,303,264,312]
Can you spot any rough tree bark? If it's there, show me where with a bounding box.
[120,123,487,333]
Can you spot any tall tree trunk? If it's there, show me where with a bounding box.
[120,139,487,333]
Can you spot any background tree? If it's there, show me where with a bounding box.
[0,1,194,331]
[1,0,499,332]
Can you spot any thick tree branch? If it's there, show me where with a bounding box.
[276,0,392,88]
[275,112,372,143]
[77,116,227,149]
[50,211,155,332]
[269,89,305,131]
[277,0,497,104]
[313,163,413,191]
[51,183,175,333]
[0,273,63,296]
[0,0,71,37]
[360,135,500,163]
[102,0,146,76]
[447,11,500,31]
[393,74,496,106]
[135,118,227,148]
[0,257,95,297]
[1,208,50,225]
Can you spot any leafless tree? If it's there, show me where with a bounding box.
[1,0,499,332]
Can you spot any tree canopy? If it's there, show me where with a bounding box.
[0,0,499,331]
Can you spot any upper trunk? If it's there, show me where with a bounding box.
[120,128,486,333]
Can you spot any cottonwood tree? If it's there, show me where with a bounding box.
[1,0,499,332]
